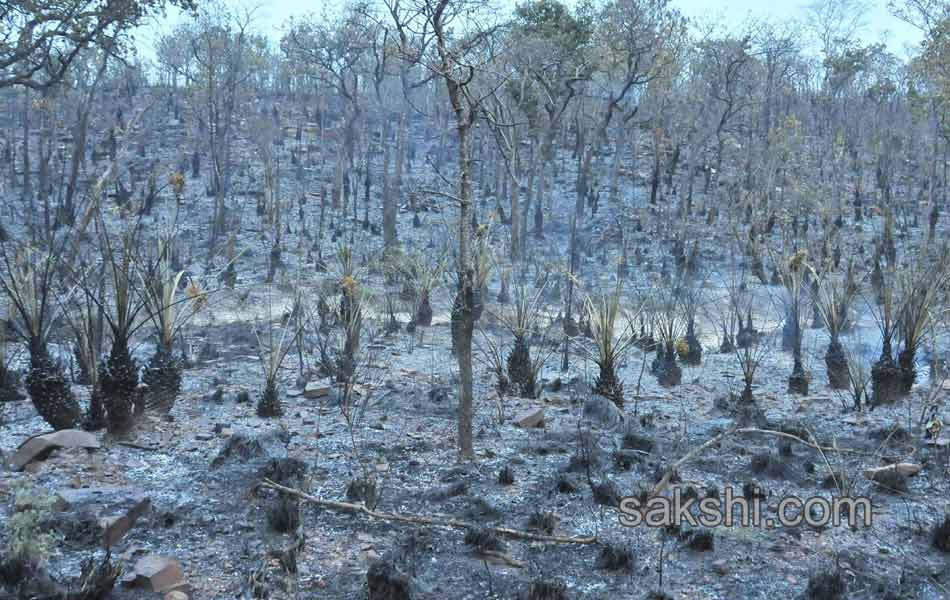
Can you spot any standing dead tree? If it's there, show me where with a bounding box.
[284,6,373,199]
[180,4,265,244]
[390,0,502,459]
[0,0,195,90]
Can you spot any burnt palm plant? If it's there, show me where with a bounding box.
[94,231,150,435]
[841,344,871,411]
[400,251,446,329]
[255,290,300,418]
[335,246,363,384]
[451,232,493,355]
[501,284,547,399]
[734,325,771,404]
[472,232,494,323]
[711,255,745,354]
[807,263,860,389]
[61,274,106,428]
[681,284,703,366]
[775,249,810,395]
[728,285,770,404]
[138,234,206,412]
[895,253,949,393]
[0,305,24,404]
[868,266,902,406]
[475,327,509,396]
[583,281,641,409]
[651,285,686,388]
[0,246,81,429]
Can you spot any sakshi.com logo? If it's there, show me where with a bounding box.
[618,487,873,529]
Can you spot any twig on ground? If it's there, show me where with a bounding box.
[652,427,875,497]
[259,478,598,545]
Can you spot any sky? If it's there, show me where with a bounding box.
[136,0,926,66]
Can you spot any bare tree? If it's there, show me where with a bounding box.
[0,0,195,89]
[390,0,501,459]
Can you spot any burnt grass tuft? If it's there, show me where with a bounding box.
[805,569,846,600]
[591,480,622,507]
[684,528,714,551]
[750,451,787,478]
[267,496,300,533]
[463,528,505,553]
[595,543,634,571]
[367,560,412,600]
[622,431,655,452]
[522,579,568,600]
[555,475,578,494]
[932,515,950,552]
[527,510,559,534]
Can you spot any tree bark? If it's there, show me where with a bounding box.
[383,117,397,250]
[452,115,475,460]
[510,166,520,262]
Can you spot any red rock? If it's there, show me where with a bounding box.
[9,429,100,470]
[303,382,331,399]
[131,555,186,593]
[513,408,545,428]
[99,496,151,548]
[864,463,921,480]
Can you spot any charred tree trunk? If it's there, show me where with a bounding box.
[383,118,397,251]
[871,335,901,406]
[142,342,182,413]
[825,338,849,390]
[258,379,282,418]
[99,337,138,435]
[27,337,81,430]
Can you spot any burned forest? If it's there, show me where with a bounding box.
[1,0,950,598]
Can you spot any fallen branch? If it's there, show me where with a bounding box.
[652,427,737,497]
[736,427,874,456]
[864,462,921,480]
[115,441,161,452]
[259,479,598,545]
[652,427,871,497]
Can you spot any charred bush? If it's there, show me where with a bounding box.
[750,451,786,478]
[527,511,559,534]
[497,465,515,486]
[522,580,568,600]
[931,515,950,553]
[805,569,846,600]
[463,528,505,553]
[595,543,634,572]
[346,477,378,508]
[367,560,412,600]
[684,529,714,551]
[257,380,282,418]
[267,497,300,533]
